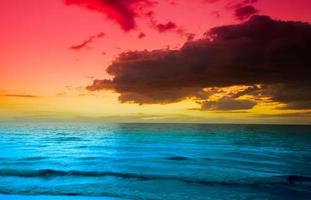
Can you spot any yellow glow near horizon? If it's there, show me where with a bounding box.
[1,88,310,124]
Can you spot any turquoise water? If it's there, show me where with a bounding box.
[0,123,310,200]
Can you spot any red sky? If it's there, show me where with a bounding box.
[1,0,311,123]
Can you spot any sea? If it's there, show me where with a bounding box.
[0,122,310,200]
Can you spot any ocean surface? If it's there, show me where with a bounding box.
[0,122,310,200]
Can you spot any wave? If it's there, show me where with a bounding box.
[0,190,124,199]
[285,175,311,186]
[0,169,310,187]
[54,136,82,141]
[165,156,212,161]
[0,192,124,199]
[0,169,151,180]
[166,156,190,161]
[17,157,47,161]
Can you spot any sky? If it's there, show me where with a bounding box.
[0,0,311,124]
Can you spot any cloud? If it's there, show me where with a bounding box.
[3,94,39,98]
[226,0,259,20]
[70,37,93,51]
[262,84,311,110]
[69,32,105,51]
[65,1,184,35]
[87,15,311,110]
[204,0,221,3]
[65,0,155,31]
[201,98,257,110]
[138,32,146,39]
[211,11,221,18]
[257,111,311,118]
[155,21,177,32]
[235,5,258,20]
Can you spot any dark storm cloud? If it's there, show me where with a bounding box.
[87,15,311,109]
[262,84,311,110]
[65,0,156,31]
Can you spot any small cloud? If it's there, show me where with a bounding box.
[168,1,176,6]
[204,0,221,3]
[3,94,39,98]
[211,11,221,18]
[96,32,106,38]
[235,5,259,20]
[226,0,259,20]
[257,112,311,118]
[155,21,177,32]
[186,33,196,41]
[138,32,146,39]
[65,0,156,31]
[201,98,257,111]
[69,32,105,51]
[69,37,93,51]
